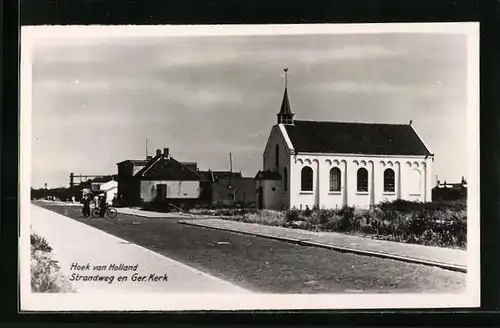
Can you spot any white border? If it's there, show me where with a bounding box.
[20,23,480,312]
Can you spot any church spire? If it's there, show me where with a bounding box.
[277,68,295,125]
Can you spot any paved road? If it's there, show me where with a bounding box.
[36,202,466,294]
[30,204,249,294]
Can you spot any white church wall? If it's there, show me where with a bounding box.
[290,153,433,209]
[289,157,317,209]
[263,124,293,209]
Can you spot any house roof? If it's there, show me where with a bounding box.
[283,120,431,156]
[434,182,467,190]
[198,171,213,182]
[197,170,242,183]
[181,162,199,173]
[255,170,282,180]
[212,171,242,179]
[117,159,149,165]
[88,175,117,184]
[135,155,201,181]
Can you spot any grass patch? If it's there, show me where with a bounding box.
[192,200,467,249]
[31,231,75,293]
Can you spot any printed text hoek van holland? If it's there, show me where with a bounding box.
[70,262,138,271]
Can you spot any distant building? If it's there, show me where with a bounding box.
[74,175,117,201]
[117,148,201,210]
[198,171,255,206]
[258,78,434,210]
[117,148,255,209]
[432,177,467,201]
[99,180,118,205]
[116,159,150,206]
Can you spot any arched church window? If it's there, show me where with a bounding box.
[283,167,288,192]
[301,166,313,191]
[384,168,395,192]
[275,144,279,168]
[329,167,341,192]
[357,168,368,192]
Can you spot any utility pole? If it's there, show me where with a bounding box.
[146,138,148,159]
[229,152,233,190]
[229,152,233,173]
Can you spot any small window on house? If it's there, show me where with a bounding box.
[329,167,341,192]
[357,168,368,192]
[275,144,279,168]
[283,167,288,192]
[301,166,313,191]
[384,168,395,193]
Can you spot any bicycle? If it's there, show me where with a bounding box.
[91,205,118,219]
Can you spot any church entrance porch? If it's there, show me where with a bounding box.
[254,170,283,210]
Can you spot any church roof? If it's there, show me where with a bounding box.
[283,120,431,156]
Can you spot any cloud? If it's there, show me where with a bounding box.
[151,44,405,68]
[153,48,243,67]
[35,77,166,93]
[258,45,405,64]
[304,80,456,99]
[158,84,244,108]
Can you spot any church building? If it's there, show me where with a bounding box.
[255,70,435,210]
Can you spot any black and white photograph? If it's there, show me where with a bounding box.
[20,23,480,311]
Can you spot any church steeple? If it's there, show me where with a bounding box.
[277,68,295,125]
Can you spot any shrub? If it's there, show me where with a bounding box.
[303,205,313,217]
[322,214,343,231]
[314,209,337,226]
[285,207,303,223]
[377,199,466,212]
[239,210,286,226]
[190,207,259,217]
[31,233,52,253]
[338,206,355,232]
[208,199,467,249]
[31,232,74,293]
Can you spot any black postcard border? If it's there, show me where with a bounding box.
[3,0,500,325]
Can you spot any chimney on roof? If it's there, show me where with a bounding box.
[156,149,161,156]
[164,148,169,158]
[409,120,413,125]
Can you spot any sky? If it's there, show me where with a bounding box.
[29,29,469,188]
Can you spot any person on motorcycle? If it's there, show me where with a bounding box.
[98,195,107,217]
[81,195,91,217]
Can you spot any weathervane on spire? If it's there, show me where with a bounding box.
[284,68,288,88]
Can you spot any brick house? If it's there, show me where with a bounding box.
[117,148,202,210]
